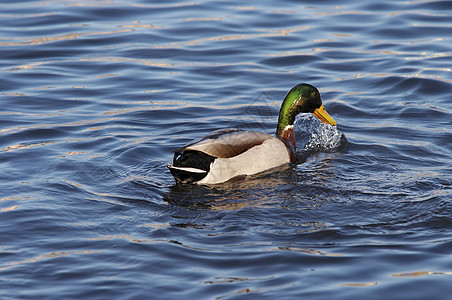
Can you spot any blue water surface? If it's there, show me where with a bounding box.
[1,0,451,299]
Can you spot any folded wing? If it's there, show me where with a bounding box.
[173,128,274,158]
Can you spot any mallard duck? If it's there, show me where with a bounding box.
[168,83,337,184]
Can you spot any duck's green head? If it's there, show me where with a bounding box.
[276,83,337,136]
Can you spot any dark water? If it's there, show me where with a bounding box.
[1,0,451,298]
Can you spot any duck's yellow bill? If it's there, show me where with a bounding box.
[313,104,337,126]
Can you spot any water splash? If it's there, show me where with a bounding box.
[295,114,346,152]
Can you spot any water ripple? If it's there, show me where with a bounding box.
[1,0,451,298]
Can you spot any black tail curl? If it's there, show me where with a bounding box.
[169,150,216,183]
